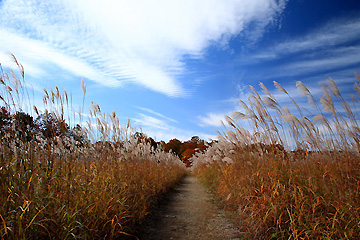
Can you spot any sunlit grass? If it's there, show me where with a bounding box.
[192,77,360,239]
[0,55,186,239]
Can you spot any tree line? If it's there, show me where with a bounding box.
[0,107,87,146]
[162,136,213,167]
[0,107,210,167]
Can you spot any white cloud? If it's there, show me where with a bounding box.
[271,46,360,78]
[0,0,286,97]
[197,112,229,127]
[241,15,360,84]
[132,107,218,141]
[133,113,171,130]
[134,106,178,123]
[142,126,218,142]
[252,16,360,61]
[0,29,118,86]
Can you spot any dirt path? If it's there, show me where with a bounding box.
[138,175,242,240]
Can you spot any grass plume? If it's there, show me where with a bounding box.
[0,56,186,239]
[192,77,360,239]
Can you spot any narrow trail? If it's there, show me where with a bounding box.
[138,175,242,240]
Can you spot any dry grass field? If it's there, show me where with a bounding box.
[0,56,186,239]
[192,77,360,239]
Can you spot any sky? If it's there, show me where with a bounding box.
[0,0,360,142]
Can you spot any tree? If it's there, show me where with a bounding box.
[190,136,200,144]
[164,138,182,156]
[0,107,11,137]
[147,137,157,151]
[181,148,195,160]
[35,112,69,139]
[133,132,158,151]
[69,124,89,147]
[179,136,209,167]
[13,111,35,141]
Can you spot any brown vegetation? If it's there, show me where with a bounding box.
[0,56,186,239]
[192,77,360,239]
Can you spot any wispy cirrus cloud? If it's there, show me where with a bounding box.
[133,107,217,141]
[0,0,286,97]
[144,127,218,142]
[197,112,229,127]
[134,106,177,123]
[275,46,360,78]
[133,107,176,131]
[0,29,119,86]
[252,16,360,61]
[239,14,360,88]
[133,113,171,130]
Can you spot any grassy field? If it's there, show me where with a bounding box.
[0,56,186,239]
[2,55,359,239]
[192,77,360,239]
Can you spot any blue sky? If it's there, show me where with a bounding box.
[1,0,360,142]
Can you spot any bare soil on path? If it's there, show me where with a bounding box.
[137,175,242,240]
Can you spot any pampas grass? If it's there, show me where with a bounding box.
[192,76,360,239]
[0,56,186,239]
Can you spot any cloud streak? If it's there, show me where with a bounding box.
[197,112,229,127]
[134,106,178,123]
[237,14,360,85]
[133,113,171,130]
[0,0,286,97]
[252,16,360,61]
[133,107,217,141]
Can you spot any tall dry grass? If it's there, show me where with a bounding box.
[192,76,360,239]
[0,55,186,239]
